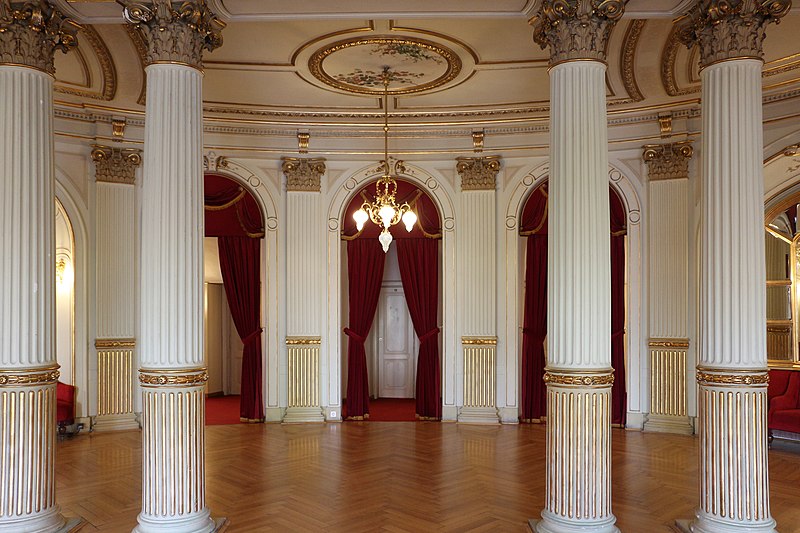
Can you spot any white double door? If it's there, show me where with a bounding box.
[374,285,418,398]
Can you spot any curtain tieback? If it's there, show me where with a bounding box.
[419,327,440,344]
[243,327,263,345]
[344,327,366,344]
[522,328,547,346]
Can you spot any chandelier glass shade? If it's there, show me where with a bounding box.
[353,68,417,252]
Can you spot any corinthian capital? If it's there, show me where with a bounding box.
[281,157,326,192]
[0,1,80,73]
[531,0,628,65]
[456,156,501,191]
[122,0,225,69]
[675,0,791,69]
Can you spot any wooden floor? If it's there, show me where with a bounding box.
[55,423,800,532]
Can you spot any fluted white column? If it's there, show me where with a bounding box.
[124,2,226,531]
[530,2,625,531]
[0,4,79,532]
[456,156,501,424]
[282,157,326,423]
[673,3,790,531]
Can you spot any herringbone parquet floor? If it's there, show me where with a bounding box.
[55,423,800,532]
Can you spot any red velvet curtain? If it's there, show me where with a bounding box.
[610,189,627,425]
[520,184,548,422]
[396,239,441,420]
[344,239,386,419]
[217,236,264,422]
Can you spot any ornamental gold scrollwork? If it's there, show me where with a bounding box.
[281,157,326,192]
[544,371,615,387]
[139,369,208,386]
[531,0,628,65]
[642,142,694,181]
[674,0,791,69]
[696,370,769,386]
[0,0,80,73]
[286,337,322,345]
[0,367,60,386]
[648,339,690,348]
[122,0,225,69]
[456,156,501,191]
[92,145,142,184]
[95,338,136,349]
[461,337,497,345]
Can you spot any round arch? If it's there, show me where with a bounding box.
[324,162,459,420]
[202,156,282,421]
[501,162,645,426]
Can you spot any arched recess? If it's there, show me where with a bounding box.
[502,162,644,427]
[325,163,457,420]
[202,156,281,421]
[55,200,75,385]
[54,176,89,420]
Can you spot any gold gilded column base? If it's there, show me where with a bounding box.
[695,367,769,387]
[0,365,60,386]
[138,368,208,387]
[543,369,614,388]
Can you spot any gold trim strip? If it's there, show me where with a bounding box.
[0,366,60,386]
[286,336,322,345]
[543,370,614,387]
[461,336,497,345]
[95,338,136,349]
[696,370,769,386]
[648,338,690,348]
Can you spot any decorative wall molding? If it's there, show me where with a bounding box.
[139,368,208,387]
[674,0,791,68]
[643,141,693,181]
[54,25,116,101]
[456,156,501,191]
[281,157,326,192]
[122,0,225,69]
[620,19,645,103]
[0,1,80,73]
[284,342,324,423]
[459,340,499,424]
[285,336,321,345]
[0,366,60,386]
[95,338,136,349]
[644,342,693,435]
[91,145,142,184]
[696,369,770,386]
[543,370,615,388]
[531,0,627,65]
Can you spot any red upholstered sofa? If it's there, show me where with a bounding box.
[768,369,800,441]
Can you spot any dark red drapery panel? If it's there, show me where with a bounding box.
[217,236,264,422]
[205,174,264,238]
[344,239,386,419]
[520,183,548,422]
[396,239,441,420]
[610,189,627,425]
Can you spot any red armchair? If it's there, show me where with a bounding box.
[768,370,800,440]
[56,381,76,432]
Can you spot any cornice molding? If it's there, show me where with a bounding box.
[0,0,80,73]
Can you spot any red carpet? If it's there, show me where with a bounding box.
[343,398,417,421]
[205,395,241,425]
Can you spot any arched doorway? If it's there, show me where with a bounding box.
[518,180,628,425]
[55,199,75,385]
[340,178,443,420]
[203,173,266,423]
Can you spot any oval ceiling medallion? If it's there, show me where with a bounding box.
[309,36,462,95]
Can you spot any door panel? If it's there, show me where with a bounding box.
[378,287,416,398]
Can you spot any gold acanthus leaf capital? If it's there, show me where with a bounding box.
[456,156,501,191]
[282,157,326,192]
[674,0,791,69]
[642,141,694,181]
[92,145,142,185]
[531,0,628,65]
[0,1,80,73]
[122,0,225,69]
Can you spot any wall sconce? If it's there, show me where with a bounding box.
[56,257,73,292]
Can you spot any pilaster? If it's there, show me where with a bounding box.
[92,146,142,432]
[642,142,694,435]
[530,2,627,532]
[673,2,789,532]
[456,156,500,424]
[0,3,80,531]
[123,1,226,531]
[282,157,326,423]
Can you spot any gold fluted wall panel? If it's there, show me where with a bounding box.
[97,344,135,416]
[649,346,688,417]
[141,387,206,519]
[0,386,56,520]
[287,343,320,409]
[463,341,495,408]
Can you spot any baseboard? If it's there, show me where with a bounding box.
[441,405,458,421]
[498,407,519,424]
[92,413,140,432]
[264,407,285,423]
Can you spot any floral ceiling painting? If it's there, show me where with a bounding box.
[309,37,461,95]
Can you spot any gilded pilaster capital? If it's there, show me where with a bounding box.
[0,1,80,73]
[642,141,693,181]
[530,0,628,65]
[282,157,326,192]
[122,0,225,69]
[674,0,791,69]
[456,156,501,191]
[92,145,142,185]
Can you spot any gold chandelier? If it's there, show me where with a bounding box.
[353,67,417,253]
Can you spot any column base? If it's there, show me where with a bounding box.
[442,405,458,421]
[529,515,619,533]
[0,508,81,533]
[265,407,285,422]
[674,515,777,533]
[134,511,223,533]
[457,406,500,424]
[282,406,325,423]
[498,407,519,424]
[59,517,87,533]
[643,414,694,435]
[92,413,141,432]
